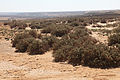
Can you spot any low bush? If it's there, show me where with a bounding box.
[27,40,50,55]
[53,40,120,68]
[12,33,33,47]
[53,27,120,68]
[108,33,120,46]
[101,19,107,23]
[37,33,42,39]
[70,22,79,27]
[113,27,120,33]
[81,44,120,68]
[42,36,58,48]
[28,30,38,38]
[41,26,54,33]
[16,38,35,52]
[8,20,27,29]
[51,25,72,37]
[30,22,42,29]
[53,45,73,62]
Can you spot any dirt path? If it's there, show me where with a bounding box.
[0,39,120,80]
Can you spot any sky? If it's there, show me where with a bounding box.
[0,0,120,12]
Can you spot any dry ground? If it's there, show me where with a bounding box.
[0,39,120,80]
[86,22,118,43]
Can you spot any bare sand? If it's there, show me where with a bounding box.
[0,39,120,80]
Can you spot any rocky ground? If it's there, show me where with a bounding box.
[0,39,120,80]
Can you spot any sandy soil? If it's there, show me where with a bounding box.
[90,32,108,44]
[86,21,118,30]
[86,23,114,43]
[86,25,116,30]
[0,39,120,80]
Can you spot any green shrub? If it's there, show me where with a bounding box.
[51,25,72,37]
[12,33,33,47]
[27,40,50,55]
[53,27,120,68]
[8,20,27,29]
[41,26,54,33]
[28,30,38,38]
[53,41,120,68]
[108,34,120,46]
[42,36,58,48]
[37,33,42,39]
[113,27,120,33]
[70,22,79,27]
[30,22,42,29]
[67,47,84,66]
[82,44,120,68]
[101,19,107,23]
[16,38,35,52]
[53,45,73,62]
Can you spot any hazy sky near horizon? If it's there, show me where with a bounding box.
[0,0,119,12]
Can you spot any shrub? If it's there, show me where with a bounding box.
[80,44,120,68]
[27,40,50,55]
[16,38,35,52]
[108,34,120,46]
[51,25,72,37]
[67,47,84,66]
[42,36,58,48]
[53,41,120,68]
[28,30,38,38]
[70,22,79,27]
[37,33,42,39]
[8,20,27,29]
[113,27,120,33]
[53,45,73,62]
[30,22,42,29]
[53,27,120,68]
[12,33,33,47]
[41,26,54,33]
[101,19,107,23]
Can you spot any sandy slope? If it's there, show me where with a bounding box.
[0,39,120,80]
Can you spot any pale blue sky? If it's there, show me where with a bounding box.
[0,0,120,12]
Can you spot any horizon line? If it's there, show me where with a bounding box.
[0,9,120,13]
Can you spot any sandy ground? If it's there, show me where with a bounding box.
[86,25,116,30]
[86,23,113,43]
[90,32,108,44]
[0,39,120,80]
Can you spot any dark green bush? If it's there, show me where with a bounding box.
[51,25,72,37]
[30,22,42,29]
[53,27,120,68]
[8,20,27,29]
[41,25,72,37]
[37,33,42,39]
[113,27,120,33]
[28,30,38,38]
[70,22,79,27]
[53,45,73,62]
[53,41,120,68]
[101,19,107,23]
[41,26,54,33]
[42,36,58,48]
[108,34,120,46]
[27,40,50,55]
[16,38,35,52]
[12,33,33,47]
[80,44,120,68]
